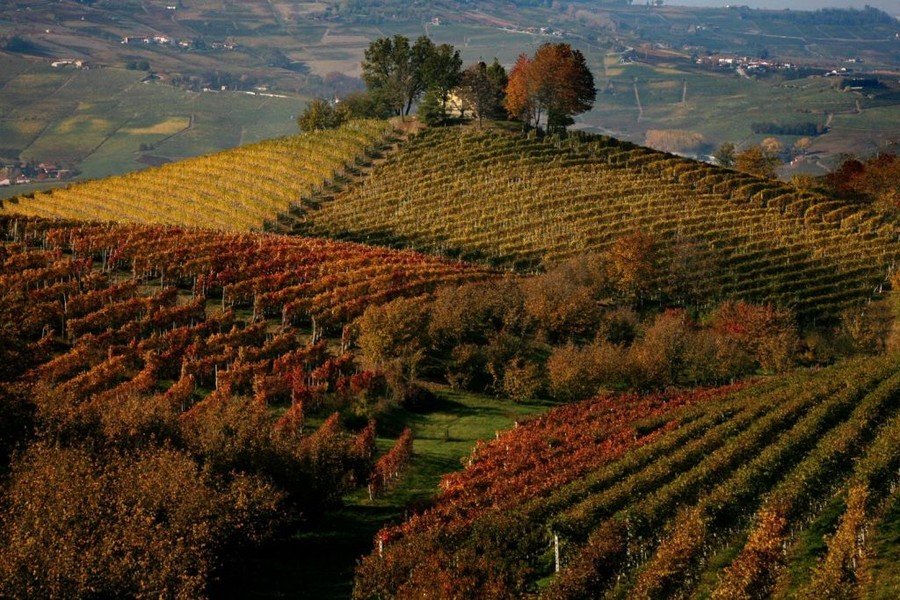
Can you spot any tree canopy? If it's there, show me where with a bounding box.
[505,43,596,132]
[458,59,508,126]
[361,34,461,118]
[735,144,782,178]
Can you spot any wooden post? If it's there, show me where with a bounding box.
[554,533,561,573]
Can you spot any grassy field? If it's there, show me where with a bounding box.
[574,51,900,168]
[0,54,307,198]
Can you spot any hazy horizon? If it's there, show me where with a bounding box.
[666,0,899,16]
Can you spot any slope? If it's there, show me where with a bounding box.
[0,120,393,232]
[0,215,497,597]
[298,126,899,322]
[354,355,900,599]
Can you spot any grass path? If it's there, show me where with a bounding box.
[211,388,554,599]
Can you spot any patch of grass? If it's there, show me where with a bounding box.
[372,388,553,507]
[692,532,747,600]
[776,491,846,597]
[864,488,900,599]
[215,387,554,599]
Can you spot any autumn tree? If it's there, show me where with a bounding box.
[627,309,694,389]
[0,443,282,599]
[428,278,526,391]
[823,152,900,216]
[505,43,596,132]
[521,253,609,343]
[609,230,659,306]
[711,301,798,372]
[546,342,606,401]
[356,296,431,394]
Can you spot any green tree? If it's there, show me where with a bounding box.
[421,42,462,112]
[417,88,446,126]
[713,142,736,168]
[335,90,391,120]
[362,35,415,116]
[361,35,453,117]
[297,98,341,131]
[459,60,508,126]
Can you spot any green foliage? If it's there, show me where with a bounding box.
[297,98,342,132]
[361,35,461,119]
[714,142,736,168]
[416,89,446,127]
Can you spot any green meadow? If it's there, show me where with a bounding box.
[0,55,306,198]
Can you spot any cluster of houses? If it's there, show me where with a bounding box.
[121,35,236,51]
[0,162,73,188]
[695,54,797,73]
[499,25,566,38]
[50,59,89,69]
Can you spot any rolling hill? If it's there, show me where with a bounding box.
[1,119,900,599]
[354,355,900,599]
[7,122,898,324]
[0,120,392,231]
[298,126,898,322]
[0,214,496,597]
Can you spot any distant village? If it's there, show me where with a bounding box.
[693,53,800,74]
[0,162,75,188]
[121,34,237,52]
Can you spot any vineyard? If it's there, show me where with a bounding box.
[0,215,497,597]
[1,115,900,599]
[0,120,392,231]
[0,215,496,388]
[300,127,899,322]
[354,355,900,599]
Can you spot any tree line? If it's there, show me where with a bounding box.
[298,35,596,133]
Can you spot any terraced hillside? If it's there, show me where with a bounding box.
[354,355,900,599]
[0,120,392,231]
[301,127,899,322]
[0,216,494,340]
[0,215,497,596]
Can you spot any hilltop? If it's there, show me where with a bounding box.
[1,1,898,197]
